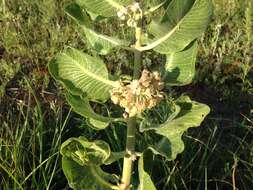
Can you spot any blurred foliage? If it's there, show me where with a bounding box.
[196,0,253,102]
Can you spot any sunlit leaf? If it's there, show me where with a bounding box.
[48,47,117,102]
[139,0,212,53]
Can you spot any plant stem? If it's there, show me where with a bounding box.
[133,26,142,79]
[2,0,6,16]
[120,25,142,190]
[121,118,137,190]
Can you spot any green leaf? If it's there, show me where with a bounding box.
[66,93,124,130]
[48,47,117,102]
[65,93,110,130]
[138,153,157,190]
[140,96,210,160]
[143,0,167,15]
[61,137,124,190]
[104,151,125,165]
[61,137,111,166]
[81,28,130,55]
[164,41,198,86]
[62,158,116,190]
[89,119,110,130]
[65,3,91,26]
[76,0,133,17]
[65,3,129,55]
[140,0,212,53]
[61,136,124,165]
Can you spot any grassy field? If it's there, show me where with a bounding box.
[0,0,252,189]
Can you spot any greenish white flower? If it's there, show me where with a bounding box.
[111,69,164,117]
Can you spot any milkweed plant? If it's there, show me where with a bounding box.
[48,0,213,189]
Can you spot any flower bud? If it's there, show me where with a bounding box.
[117,2,142,28]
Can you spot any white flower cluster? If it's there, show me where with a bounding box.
[117,2,142,28]
[111,69,164,117]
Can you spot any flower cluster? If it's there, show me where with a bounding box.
[117,2,142,28]
[111,70,164,117]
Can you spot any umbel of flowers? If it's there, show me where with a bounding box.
[111,69,164,117]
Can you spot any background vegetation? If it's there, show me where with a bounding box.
[0,0,252,189]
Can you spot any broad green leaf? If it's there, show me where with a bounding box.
[48,47,117,102]
[65,93,124,130]
[161,0,194,23]
[76,0,133,17]
[140,96,210,160]
[81,28,130,55]
[62,158,116,190]
[61,136,124,166]
[61,137,124,190]
[61,137,111,166]
[139,0,212,53]
[65,3,129,55]
[138,154,157,190]
[164,41,198,86]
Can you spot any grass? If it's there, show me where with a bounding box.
[0,0,253,189]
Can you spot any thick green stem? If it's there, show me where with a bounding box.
[120,118,137,190]
[133,27,142,79]
[120,25,142,190]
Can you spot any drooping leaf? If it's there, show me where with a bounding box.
[48,47,117,102]
[140,0,212,53]
[164,41,198,86]
[138,154,157,190]
[65,3,130,55]
[140,96,210,160]
[61,137,124,166]
[61,137,111,166]
[62,158,116,190]
[61,137,124,190]
[76,0,133,17]
[65,93,124,130]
